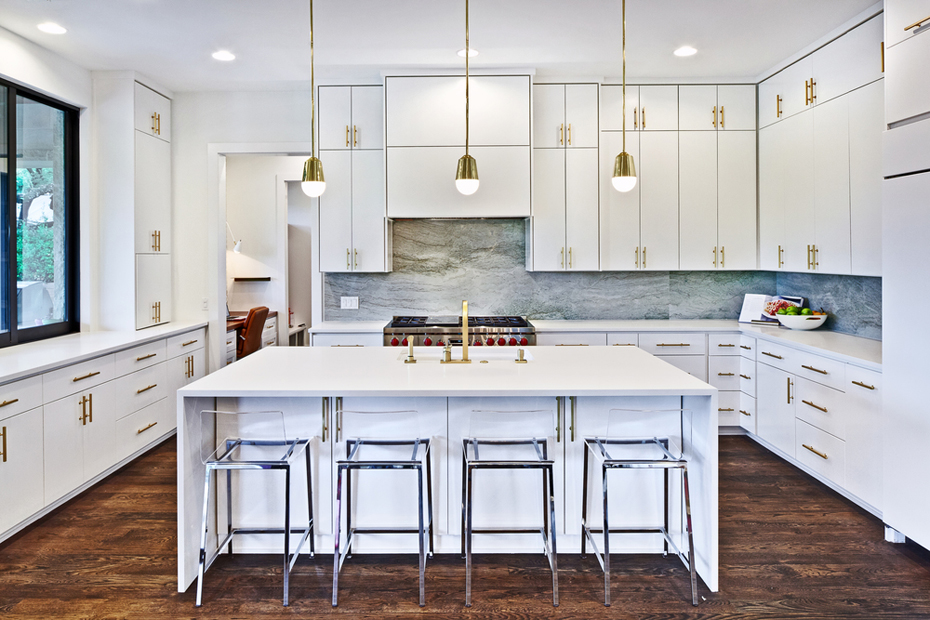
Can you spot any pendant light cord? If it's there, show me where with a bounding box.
[622,0,626,153]
[310,0,316,159]
[465,0,470,157]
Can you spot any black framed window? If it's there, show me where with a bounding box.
[0,79,79,348]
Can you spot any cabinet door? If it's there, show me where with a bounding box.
[319,86,352,151]
[717,131,757,270]
[351,150,387,272]
[600,85,639,132]
[318,150,353,273]
[469,76,531,146]
[813,96,851,274]
[532,149,567,271]
[82,382,118,483]
[678,131,718,270]
[639,86,678,131]
[134,132,171,254]
[886,29,930,125]
[133,82,171,141]
[533,84,565,149]
[781,111,815,272]
[845,367,882,509]
[756,363,796,457]
[848,81,883,276]
[386,76,462,146]
[564,83,599,148]
[759,122,786,270]
[639,131,679,270]
[717,85,756,131]
[351,86,384,150]
[811,15,883,104]
[0,407,45,533]
[565,148,599,271]
[44,392,87,503]
[678,85,717,131]
[599,131,640,270]
[885,0,930,49]
[135,254,172,329]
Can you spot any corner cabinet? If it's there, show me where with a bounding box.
[318,85,391,273]
[95,74,173,330]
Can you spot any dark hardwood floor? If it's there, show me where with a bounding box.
[2,435,930,619]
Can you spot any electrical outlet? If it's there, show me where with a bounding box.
[201,298,209,311]
[340,296,359,310]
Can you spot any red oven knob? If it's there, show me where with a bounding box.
[508,337,517,346]
[423,337,432,347]
[497,337,506,346]
[402,337,409,346]
[486,337,495,346]
[436,340,444,346]
[520,337,529,346]
[473,338,483,346]
[390,337,399,346]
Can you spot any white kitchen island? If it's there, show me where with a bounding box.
[177,345,718,593]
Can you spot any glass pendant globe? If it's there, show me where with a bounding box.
[611,175,637,192]
[455,178,480,195]
[301,181,326,197]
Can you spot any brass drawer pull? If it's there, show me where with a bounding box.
[657,343,690,347]
[852,380,875,390]
[740,374,751,380]
[802,399,828,413]
[905,15,930,31]
[182,339,199,347]
[137,353,157,362]
[612,343,635,346]
[718,407,734,412]
[0,398,19,408]
[137,422,158,435]
[717,343,735,348]
[761,351,782,359]
[740,410,751,417]
[556,344,589,346]
[718,373,735,377]
[137,384,158,394]
[802,444,828,460]
[801,364,828,375]
[740,345,751,351]
[73,371,101,383]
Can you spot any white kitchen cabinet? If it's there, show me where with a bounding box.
[132,82,171,141]
[845,367,882,510]
[133,132,171,255]
[678,131,718,270]
[600,85,639,132]
[0,406,45,534]
[678,86,718,131]
[717,131,757,270]
[795,419,846,487]
[886,0,930,48]
[638,86,678,131]
[716,86,757,131]
[135,254,172,329]
[759,120,787,270]
[639,131,679,270]
[739,393,756,434]
[533,83,598,149]
[167,348,206,412]
[531,149,566,271]
[756,362,796,457]
[759,57,812,128]
[811,15,884,106]
[886,13,930,126]
[599,131,640,270]
[536,332,607,346]
[848,81,884,276]
[781,111,815,273]
[311,332,384,347]
[319,85,384,151]
[812,96,851,274]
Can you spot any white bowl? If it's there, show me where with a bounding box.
[777,314,827,330]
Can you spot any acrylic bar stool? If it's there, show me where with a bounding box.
[580,408,697,606]
[461,408,559,607]
[195,409,314,607]
[332,409,434,608]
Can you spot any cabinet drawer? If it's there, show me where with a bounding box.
[739,393,756,434]
[225,330,237,351]
[739,335,756,360]
[536,332,607,346]
[638,333,706,355]
[793,352,845,391]
[114,398,173,463]
[708,356,741,390]
[847,365,881,402]
[657,355,707,382]
[115,363,168,419]
[739,357,756,397]
[756,341,795,372]
[114,340,166,377]
[263,337,277,348]
[43,355,115,404]
[0,375,43,422]
[607,333,638,347]
[167,328,205,359]
[796,419,845,487]
[795,377,846,440]
[886,27,930,125]
[709,333,741,355]
[717,390,740,426]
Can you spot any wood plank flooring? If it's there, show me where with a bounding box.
[2,435,930,619]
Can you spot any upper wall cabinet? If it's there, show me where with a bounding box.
[319,86,383,151]
[533,83,598,149]
[885,0,930,49]
[600,85,678,131]
[679,85,756,131]
[885,0,930,125]
[133,82,171,142]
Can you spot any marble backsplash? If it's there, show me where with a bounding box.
[325,219,881,340]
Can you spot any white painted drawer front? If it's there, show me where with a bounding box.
[709,333,741,355]
[845,365,882,510]
[638,332,706,356]
[536,332,607,346]
[0,375,43,422]
[739,356,756,397]
[607,333,638,347]
[796,419,845,488]
[708,356,740,390]
[793,352,845,391]
[739,335,756,360]
[312,333,384,347]
[717,390,740,426]
[795,377,846,440]
[225,330,236,351]
[43,355,115,404]
[115,363,168,420]
[739,393,756,434]
[756,341,795,373]
[657,355,707,382]
[847,365,882,399]
[114,398,172,464]
[114,340,166,377]
[167,328,205,359]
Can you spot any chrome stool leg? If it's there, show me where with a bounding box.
[195,465,214,607]
[332,464,345,607]
[602,462,610,607]
[683,465,698,606]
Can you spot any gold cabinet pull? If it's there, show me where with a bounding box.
[642,246,647,268]
[740,345,752,351]
[322,398,329,442]
[567,123,572,145]
[778,244,784,268]
[633,108,638,129]
[718,343,735,348]
[0,398,19,408]
[182,339,198,347]
[713,246,717,268]
[137,422,158,435]
[718,372,735,377]
[137,353,157,362]
[612,343,635,346]
[719,408,734,412]
[802,444,828,460]
[353,125,358,147]
[151,112,157,134]
[740,374,751,380]
[807,244,812,270]
[556,343,589,346]
[776,95,782,118]
[805,80,810,106]
[73,371,101,383]
[569,396,576,442]
[712,105,717,128]
[152,231,158,251]
[561,247,565,269]
[634,247,639,268]
[642,108,646,129]
[802,399,828,413]
[740,410,751,417]
[354,249,358,269]
[812,245,819,269]
[346,125,350,147]
[568,247,573,269]
[801,364,828,375]
[657,343,690,347]
[720,106,725,129]
[137,384,158,394]
[559,123,564,145]
[905,15,930,31]
[335,396,343,442]
[787,377,794,404]
[720,246,725,268]
[556,397,562,443]
[346,248,350,270]
[810,79,816,103]
[852,380,875,390]
[761,351,783,360]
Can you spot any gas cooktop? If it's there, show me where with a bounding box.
[387,316,531,329]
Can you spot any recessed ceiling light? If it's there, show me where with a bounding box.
[457,48,479,58]
[37,22,67,35]
[212,50,236,61]
[674,46,697,57]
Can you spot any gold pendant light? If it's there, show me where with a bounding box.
[612,0,637,193]
[455,0,479,195]
[301,0,326,197]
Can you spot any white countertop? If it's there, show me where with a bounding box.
[180,344,716,399]
[0,321,208,386]
[740,324,882,369]
[531,319,741,332]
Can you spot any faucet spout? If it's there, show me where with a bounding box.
[462,300,469,362]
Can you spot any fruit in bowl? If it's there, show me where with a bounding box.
[777,311,828,330]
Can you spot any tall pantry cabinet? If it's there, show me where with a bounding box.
[95,73,172,330]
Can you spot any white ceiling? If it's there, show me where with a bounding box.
[0,0,881,92]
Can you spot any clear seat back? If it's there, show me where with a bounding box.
[200,409,291,465]
[598,408,691,462]
[339,409,424,462]
[466,407,556,462]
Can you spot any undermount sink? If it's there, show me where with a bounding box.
[397,347,534,362]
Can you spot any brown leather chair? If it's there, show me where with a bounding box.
[237,306,269,360]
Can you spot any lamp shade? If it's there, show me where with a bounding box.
[611,151,637,192]
[301,156,326,197]
[455,153,479,196]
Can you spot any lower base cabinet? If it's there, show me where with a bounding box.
[756,363,796,456]
[0,407,45,533]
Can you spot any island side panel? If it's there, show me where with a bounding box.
[683,393,718,592]
[177,394,215,592]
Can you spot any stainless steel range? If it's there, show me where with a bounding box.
[384,315,535,347]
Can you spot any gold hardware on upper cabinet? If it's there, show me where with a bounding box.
[740,410,751,417]
[802,444,828,460]
[183,340,198,347]
[353,125,358,147]
[346,248,350,270]
[152,231,158,251]
[0,398,19,408]
[322,398,329,442]
[642,247,647,268]
[642,108,646,129]
[812,245,819,269]
[567,123,572,145]
[634,247,639,268]
[345,125,350,147]
[633,108,638,130]
[801,364,828,375]
[354,249,358,269]
[713,247,717,268]
[776,95,782,118]
[556,397,562,443]
[712,106,717,128]
[720,246,725,268]
[852,380,876,390]
[137,421,158,434]
[778,245,784,268]
[561,247,565,269]
[762,351,783,360]
[720,106,725,129]
[787,377,794,404]
[810,79,816,103]
[905,15,930,31]
[0,425,5,462]
[559,123,564,145]
[881,42,885,73]
[802,399,828,413]
[73,371,101,383]
[157,113,161,136]
[805,80,811,106]
[568,248,573,269]
[137,384,157,395]
[569,396,576,442]
[807,244,812,270]
[335,396,343,442]
[137,353,157,362]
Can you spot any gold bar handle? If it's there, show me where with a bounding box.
[776,95,782,118]
[852,380,876,390]
[633,108,637,130]
[137,422,158,435]
[778,244,784,268]
[740,345,752,351]
[801,364,828,375]
[322,398,329,442]
[712,106,717,128]
[561,247,564,269]
[569,396,576,442]
[719,408,734,412]
[88,393,93,423]
[761,351,782,360]
[810,79,816,103]
[642,246,646,268]
[642,108,646,129]
[335,396,343,442]
[812,245,819,269]
[567,123,572,145]
[346,248,350,270]
[802,399,828,413]
[0,398,19,408]
[353,125,358,147]
[559,123,563,145]
[787,377,794,404]
[805,79,810,106]
[137,384,157,394]
[720,246,725,268]
[718,344,735,348]
[634,247,639,268]
[151,112,157,134]
[354,249,358,269]
[346,125,350,147]
[73,371,101,383]
[720,106,725,129]
[807,244,812,270]
[182,339,198,347]
[657,343,690,347]
[905,15,930,31]
[718,372,735,377]
[740,374,751,380]
[803,444,828,460]
[556,397,562,443]
[713,246,717,268]
[568,247,572,269]
[740,410,751,417]
[0,425,5,462]
[137,353,157,362]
